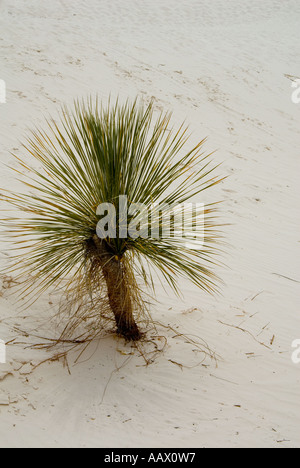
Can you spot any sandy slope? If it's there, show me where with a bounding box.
[0,0,300,448]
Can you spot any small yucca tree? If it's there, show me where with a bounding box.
[2,98,222,342]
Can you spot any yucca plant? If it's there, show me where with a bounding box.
[2,98,222,342]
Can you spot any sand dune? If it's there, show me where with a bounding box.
[0,0,300,448]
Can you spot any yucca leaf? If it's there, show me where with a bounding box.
[1,98,223,305]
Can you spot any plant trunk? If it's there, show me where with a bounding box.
[92,235,141,341]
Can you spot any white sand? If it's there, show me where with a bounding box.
[0,0,300,448]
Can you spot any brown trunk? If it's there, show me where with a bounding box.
[92,235,141,341]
